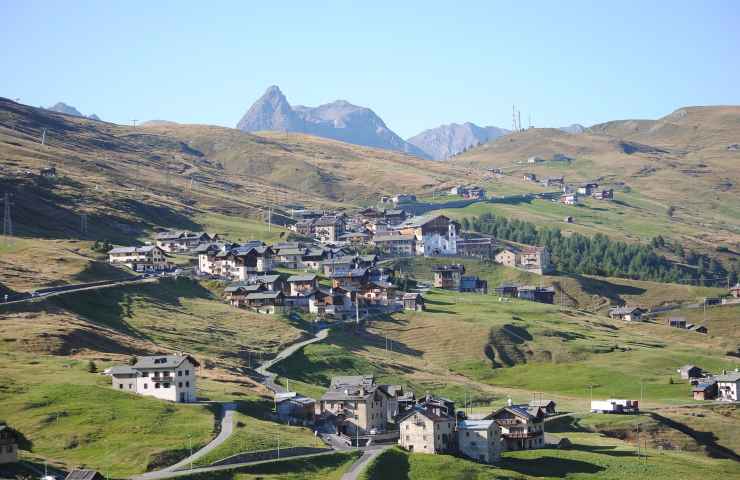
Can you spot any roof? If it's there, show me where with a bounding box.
[399,214,451,229]
[458,419,496,430]
[330,375,374,389]
[246,291,283,300]
[287,274,317,282]
[65,470,103,480]
[224,284,263,293]
[277,248,308,256]
[373,234,416,242]
[529,399,556,407]
[109,245,158,254]
[104,365,137,376]
[693,382,717,391]
[255,274,282,284]
[431,264,465,272]
[715,372,740,383]
[491,405,539,421]
[402,292,422,300]
[134,354,199,369]
[608,306,644,315]
[329,268,368,279]
[398,406,454,424]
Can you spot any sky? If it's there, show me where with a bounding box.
[1,1,739,138]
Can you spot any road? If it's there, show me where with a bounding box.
[133,403,237,480]
[1,276,160,305]
[340,446,391,480]
[257,328,329,393]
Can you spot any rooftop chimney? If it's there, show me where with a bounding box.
[507,398,513,407]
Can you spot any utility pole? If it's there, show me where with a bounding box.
[2,193,13,245]
[131,119,138,128]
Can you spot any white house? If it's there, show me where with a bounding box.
[104,354,199,403]
[716,372,740,402]
[108,245,167,272]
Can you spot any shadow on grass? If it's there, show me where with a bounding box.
[423,307,458,314]
[571,274,646,306]
[500,455,605,477]
[567,443,640,457]
[545,415,590,434]
[363,448,410,480]
[648,412,740,461]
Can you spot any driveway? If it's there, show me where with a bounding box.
[133,402,236,480]
[257,328,329,393]
[341,445,391,480]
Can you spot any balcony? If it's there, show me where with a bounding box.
[151,376,174,383]
[504,431,541,439]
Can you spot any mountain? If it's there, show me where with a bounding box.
[559,124,586,134]
[47,102,83,117]
[236,86,429,158]
[88,113,101,121]
[406,122,510,160]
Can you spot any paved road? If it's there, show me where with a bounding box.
[133,403,236,480]
[257,328,329,393]
[340,446,391,480]
[1,276,160,305]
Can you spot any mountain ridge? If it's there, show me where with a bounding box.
[236,86,429,159]
[407,122,510,160]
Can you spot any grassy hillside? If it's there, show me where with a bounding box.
[450,106,740,256]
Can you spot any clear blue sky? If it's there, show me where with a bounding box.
[1,1,738,137]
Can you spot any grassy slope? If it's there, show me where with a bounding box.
[0,354,215,477]
[361,445,740,480]
[449,107,740,254]
[173,452,360,480]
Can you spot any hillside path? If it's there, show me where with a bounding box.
[132,402,236,480]
[340,445,391,480]
[257,328,329,393]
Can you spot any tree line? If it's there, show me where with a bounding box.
[462,212,736,286]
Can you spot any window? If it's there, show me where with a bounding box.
[155,383,161,389]
[178,371,182,377]
[466,431,470,437]
[178,382,183,388]
[142,372,149,377]
[185,370,190,376]
[186,381,190,387]
[164,383,170,388]
[129,383,133,389]
[119,384,123,389]
[144,383,148,389]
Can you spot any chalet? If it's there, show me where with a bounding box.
[392,193,417,205]
[486,405,545,451]
[401,292,424,311]
[155,231,214,253]
[608,306,645,322]
[244,291,284,314]
[527,156,544,164]
[457,419,501,464]
[291,219,316,237]
[592,189,613,200]
[321,256,359,275]
[540,176,564,187]
[338,231,370,245]
[224,283,264,307]
[456,236,495,258]
[730,283,740,298]
[316,375,394,436]
[254,273,284,292]
[528,399,557,416]
[40,166,57,178]
[195,243,225,275]
[329,268,369,290]
[309,288,351,317]
[286,273,319,296]
[517,286,555,304]
[274,246,308,269]
[494,283,519,298]
[314,215,346,243]
[104,354,199,403]
[716,372,740,401]
[416,394,456,418]
[108,245,168,272]
[0,423,18,465]
[64,470,106,480]
[432,264,465,289]
[668,317,687,329]
[398,407,456,454]
[459,276,488,294]
[275,392,316,423]
[677,365,703,380]
[461,186,486,200]
[577,183,599,195]
[361,281,397,305]
[495,246,552,275]
[692,381,717,401]
[560,193,579,205]
[301,247,328,270]
[397,215,460,256]
[383,209,408,225]
[214,245,274,281]
[372,233,416,257]
[523,173,537,182]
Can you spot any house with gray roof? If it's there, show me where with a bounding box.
[108,245,167,272]
[104,354,199,403]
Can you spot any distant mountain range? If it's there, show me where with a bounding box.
[407,122,510,160]
[47,102,101,121]
[236,86,428,158]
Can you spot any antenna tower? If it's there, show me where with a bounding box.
[518,111,522,132]
[2,193,13,244]
[512,105,517,132]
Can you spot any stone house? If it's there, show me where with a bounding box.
[316,375,393,436]
[402,292,424,311]
[432,264,465,289]
[286,274,319,296]
[398,407,455,454]
[108,245,168,272]
[486,405,545,451]
[608,306,645,322]
[457,419,501,464]
[372,233,416,257]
